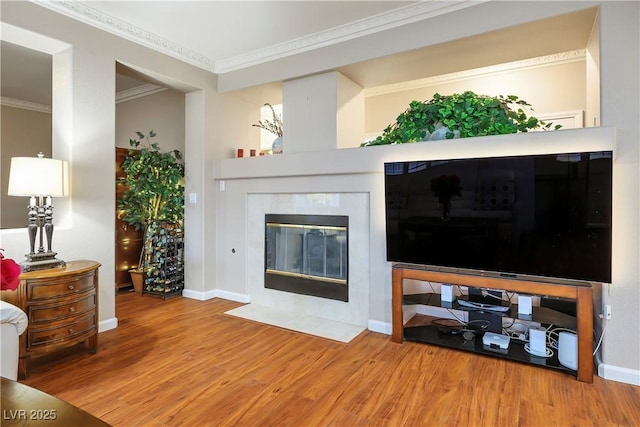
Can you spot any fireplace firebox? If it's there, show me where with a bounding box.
[265,214,348,301]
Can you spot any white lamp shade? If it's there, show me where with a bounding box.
[8,156,69,197]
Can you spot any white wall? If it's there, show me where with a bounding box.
[596,1,640,384]
[366,59,587,136]
[115,89,185,153]
[282,71,364,153]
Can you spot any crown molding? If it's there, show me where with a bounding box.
[2,84,166,111]
[116,83,167,104]
[364,49,587,97]
[1,97,51,113]
[214,1,485,74]
[31,0,216,72]
[31,0,485,75]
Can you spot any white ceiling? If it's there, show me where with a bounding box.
[1,1,598,106]
[86,1,413,67]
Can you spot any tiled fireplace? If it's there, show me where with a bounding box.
[247,193,369,327]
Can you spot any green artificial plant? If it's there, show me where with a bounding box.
[117,131,185,271]
[363,91,561,146]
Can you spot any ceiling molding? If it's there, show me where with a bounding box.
[31,0,484,75]
[116,83,167,104]
[1,97,51,113]
[31,0,216,72]
[213,1,485,74]
[364,49,587,97]
[2,84,167,110]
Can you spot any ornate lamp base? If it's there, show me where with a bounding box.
[20,251,66,272]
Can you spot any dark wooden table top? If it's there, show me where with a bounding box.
[1,377,110,426]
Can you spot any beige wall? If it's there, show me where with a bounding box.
[115,89,185,153]
[0,105,52,229]
[366,60,587,136]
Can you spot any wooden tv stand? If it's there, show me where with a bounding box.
[392,263,595,383]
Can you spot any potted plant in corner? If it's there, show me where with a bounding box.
[117,131,185,295]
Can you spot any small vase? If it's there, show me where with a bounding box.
[272,137,283,154]
[440,199,452,221]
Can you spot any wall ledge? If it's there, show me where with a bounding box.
[213,127,615,181]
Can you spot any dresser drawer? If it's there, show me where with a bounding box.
[28,292,96,324]
[28,312,96,349]
[27,271,96,301]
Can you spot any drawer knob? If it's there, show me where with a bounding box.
[68,285,75,290]
[69,306,76,312]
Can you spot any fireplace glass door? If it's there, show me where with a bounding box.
[265,214,348,301]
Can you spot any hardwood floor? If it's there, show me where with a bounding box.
[22,292,640,426]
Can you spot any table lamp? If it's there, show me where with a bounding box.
[7,153,69,272]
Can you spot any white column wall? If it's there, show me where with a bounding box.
[597,1,640,383]
[283,71,363,153]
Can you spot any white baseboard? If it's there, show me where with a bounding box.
[596,353,640,386]
[99,317,117,332]
[181,288,218,301]
[368,320,391,335]
[182,288,250,303]
[214,289,250,303]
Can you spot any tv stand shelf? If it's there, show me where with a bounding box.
[391,263,595,383]
[402,293,578,329]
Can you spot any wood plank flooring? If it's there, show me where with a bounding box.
[21,292,640,426]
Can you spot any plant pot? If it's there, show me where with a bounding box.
[129,269,144,294]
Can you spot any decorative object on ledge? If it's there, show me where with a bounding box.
[252,103,283,154]
[7,153,69,272]
[271,136,283,154]
[362,91,561,146]
[117,131,185,296]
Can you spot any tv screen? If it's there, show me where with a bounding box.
[384,151,612,283]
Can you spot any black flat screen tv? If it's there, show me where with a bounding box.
[384,151,612,283]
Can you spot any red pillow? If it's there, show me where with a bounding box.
[1,251,21,291]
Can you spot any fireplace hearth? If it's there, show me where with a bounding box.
[265,214,348,301]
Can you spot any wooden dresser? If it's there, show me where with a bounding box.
[0,260,101,379]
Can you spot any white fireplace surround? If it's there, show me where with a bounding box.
[247,193,370,326]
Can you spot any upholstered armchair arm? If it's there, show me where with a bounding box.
[0,300,28,336]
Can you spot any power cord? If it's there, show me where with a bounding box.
[524,343,553,358]
[480,289,503,300]
[445,308,467,325]
[547,326,576,350]
[478,289,513,311]
[593,318,608,356]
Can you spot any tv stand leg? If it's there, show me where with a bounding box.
[576,286,594,383]
[392,267,403,343]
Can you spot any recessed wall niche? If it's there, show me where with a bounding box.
[0,41,53,229]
